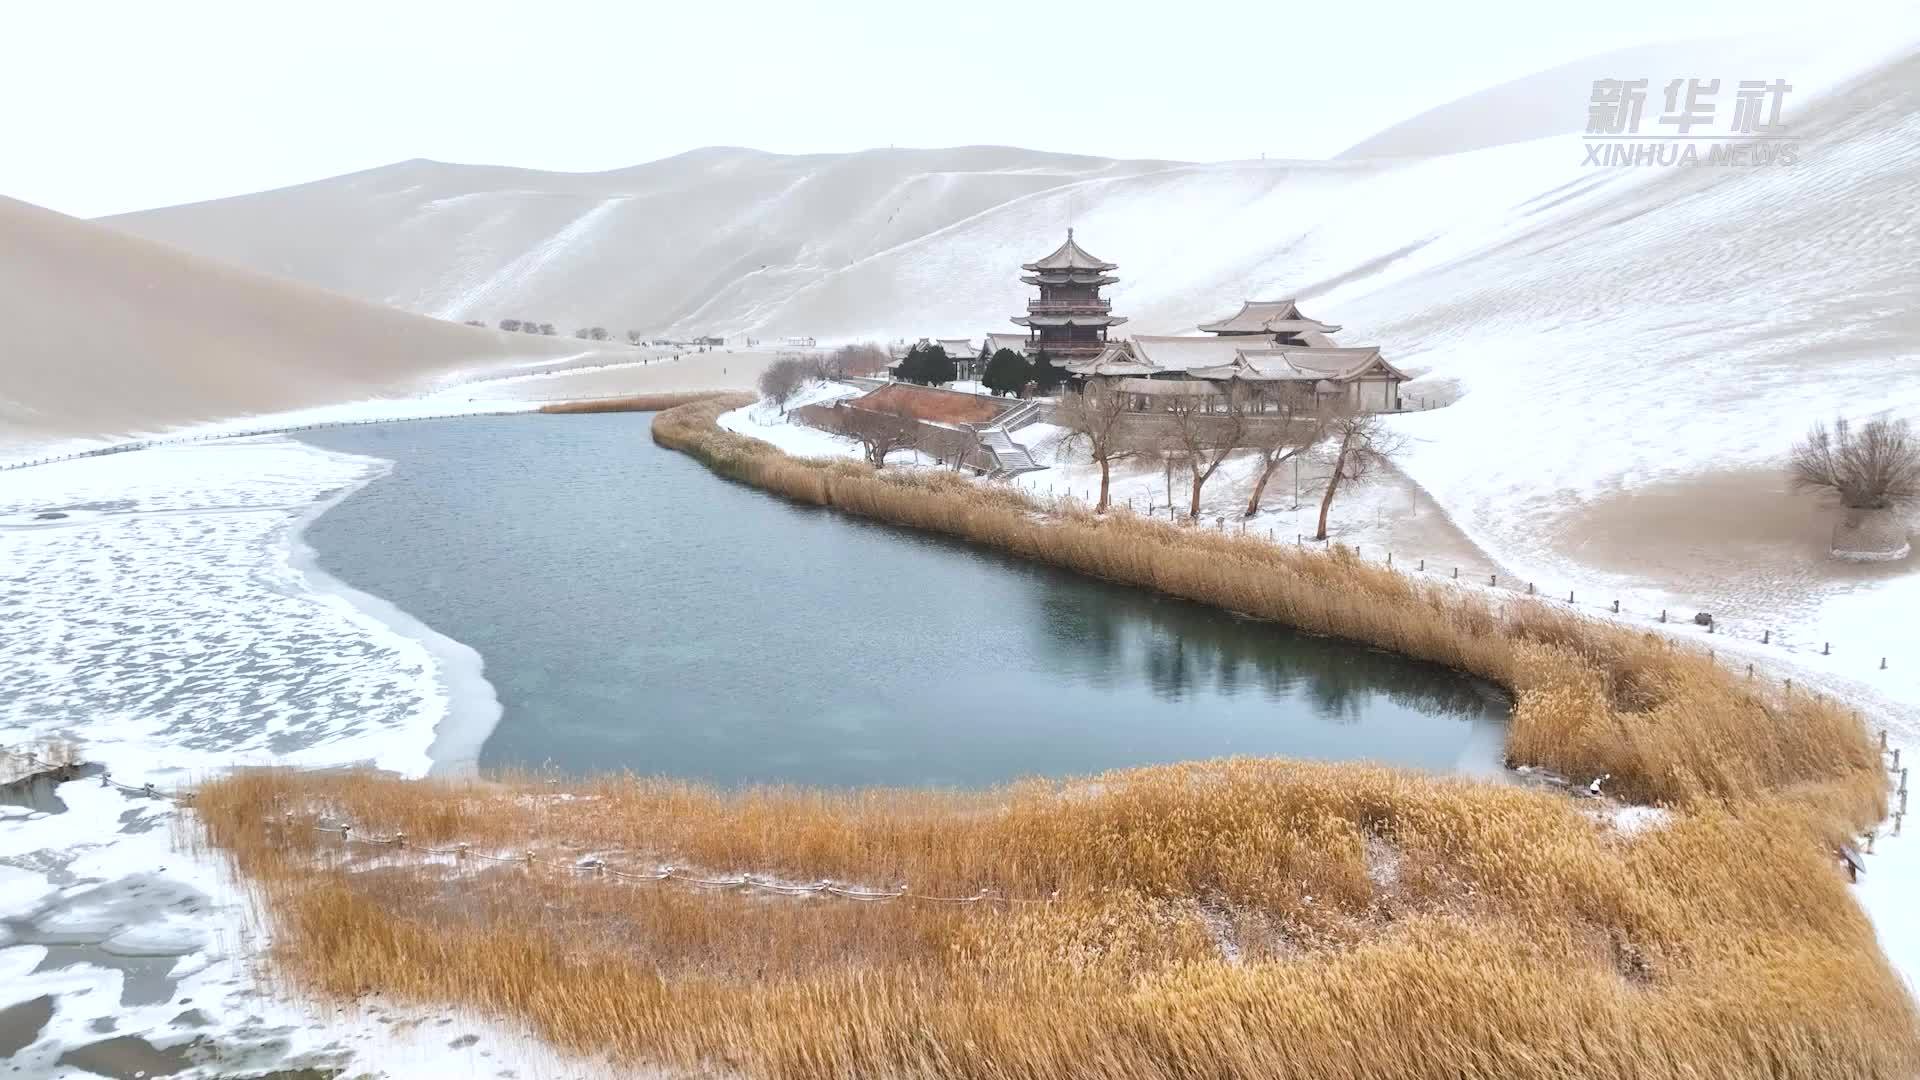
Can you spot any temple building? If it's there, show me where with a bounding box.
[1197,299,1343,347]
[1011,230,1127,366]
[1065,297,1410,413]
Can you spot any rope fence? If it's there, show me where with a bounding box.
[1030,487,1908,688]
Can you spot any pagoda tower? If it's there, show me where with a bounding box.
[1011,230,1126,367]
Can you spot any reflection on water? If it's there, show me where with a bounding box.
[301,414,1509,789]
[1032,592,1501,723]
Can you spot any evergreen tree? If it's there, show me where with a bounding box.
[975,343,991,381]
[1030,349,1065,392]
[897,343,956,386]
[981,348,1032,396]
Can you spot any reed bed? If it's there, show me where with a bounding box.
[538,391,728,414]
[189,394,1916,1077]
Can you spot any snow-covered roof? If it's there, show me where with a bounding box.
[1021,229,1117,272]
[1190,347,1409,383]
[1197,299,1341,337]
[983,333,1031,355]
[1126,335,1248,372]
[1065,344,1158,376]
[1020,272,1119,287]
[935,338,976,356]
[1123,337,1407,383]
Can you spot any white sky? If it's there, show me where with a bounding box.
[3,0,1908,218]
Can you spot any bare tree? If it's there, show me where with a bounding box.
[1791,416,1919,510]
[1243,390,1332,517]
[1056,381,1145,513]
[1164,388,1249,521]
[627,330,644,345]
[758,356,812,413]
[824,342,889,379]
[1313,408,1405,541]
[498,318,522,332]
[836,406,922,468]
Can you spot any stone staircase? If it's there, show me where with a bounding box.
[977,426,1045,478]
[992,398,1047,432]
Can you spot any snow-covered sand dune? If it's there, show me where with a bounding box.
[88,36,1920,586]
[0,196,616,452]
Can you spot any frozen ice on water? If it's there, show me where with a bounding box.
[0,438,459,778]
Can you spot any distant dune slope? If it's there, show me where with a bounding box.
[86,38,1920,590]
[1334,34,1821,160]
[1328,48,1920,557]
[104,147,1184,337]
[0,197,596,448]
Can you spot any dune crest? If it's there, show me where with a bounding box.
[0,196,602,449]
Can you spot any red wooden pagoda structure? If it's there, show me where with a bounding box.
[1011,230,1126,368]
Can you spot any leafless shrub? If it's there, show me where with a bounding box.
[498,318,523,332]
[758,356,812,413]
[808,343,887,380]
[1790,416,1919,510]
[836,406,922,467]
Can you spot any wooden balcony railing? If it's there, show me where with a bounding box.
[1027,299,1112,314]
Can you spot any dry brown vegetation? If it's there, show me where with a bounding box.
[191,394,1916,1078]
[537,391,727,414]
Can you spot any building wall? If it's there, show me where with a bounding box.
[1351,378,1399,412]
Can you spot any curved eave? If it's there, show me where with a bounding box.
[1020,272,1119,286]
[1021,260,1120,272]
[1012,315,1129,328]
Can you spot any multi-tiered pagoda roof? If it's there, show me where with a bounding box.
[1012,230,1126,361]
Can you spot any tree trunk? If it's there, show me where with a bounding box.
[1315,432,1357,540]
[1097,457,1112,513]
[1316,463,1344,540]
[1188,471,1205,520]
[1246,455,1277,517]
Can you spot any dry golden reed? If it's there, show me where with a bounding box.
[538,391,727,414]
[190,395,1915,1078]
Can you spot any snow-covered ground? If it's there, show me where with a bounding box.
[717,379,867,459]
[0,777,626,1078]
[0,436,624,1075]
